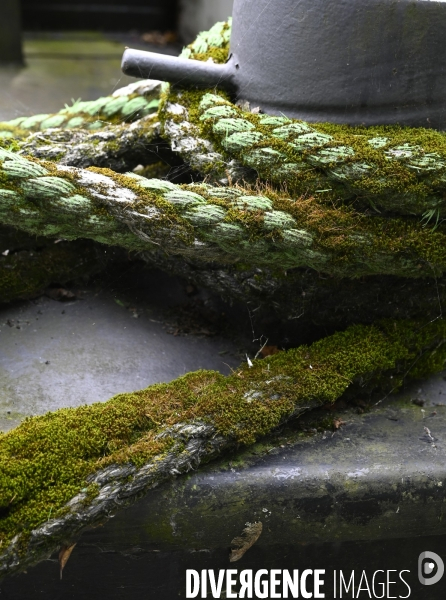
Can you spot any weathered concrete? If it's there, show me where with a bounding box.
[0,32,179,122]
[2,383,446,598]
[0,267,244,432]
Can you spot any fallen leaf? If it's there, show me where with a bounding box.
[45,288,76,302]
[185,284,197,296]
[142,30,177,45]
[229,522,263,562]
[333,418,346,430]
[59,543,76,579]
[260,345,279,357]
[412,398,425,407]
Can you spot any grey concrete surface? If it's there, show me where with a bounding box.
[0,32,179,122]
[0,269,244,431]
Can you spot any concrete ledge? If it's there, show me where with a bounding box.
[3,377,446,598]
[92,381,446,550]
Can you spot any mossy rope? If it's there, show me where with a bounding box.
[1,19,446,576]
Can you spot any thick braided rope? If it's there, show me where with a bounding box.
[0,17,445,279]
[1,317,446,578]
[0,80,161,140]
[162,96,251,184]
[1,148,446,277]
[2,18,446,579]
[196,94,446,216]
[3,18,446,220]
[158,20,446,219]
[163,90,446,217]
[17,114,160,171]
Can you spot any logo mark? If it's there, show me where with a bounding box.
[418,551,444,586]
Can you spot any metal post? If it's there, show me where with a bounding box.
[0,0,23,64]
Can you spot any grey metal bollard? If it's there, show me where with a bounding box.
[122,0,446,129]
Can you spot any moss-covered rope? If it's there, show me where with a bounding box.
[0,80,161,140]
[191,92,446,217]
[16,114,161,172]
[2,17,446,579]
[160,20,446,219]
[1,149,446,278]
[1,318,445,576]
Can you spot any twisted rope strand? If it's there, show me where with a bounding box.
[17,114,161,171]
[157,19,446,217]
[1,148,446,277]
[193,93,446,216]
[1,318,445,577]
[1,17,446,580]
[0,80,162,136]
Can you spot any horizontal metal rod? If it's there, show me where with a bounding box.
[122,48,235,89]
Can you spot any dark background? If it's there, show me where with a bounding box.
[21,0,178,31]
[0,0,179,63]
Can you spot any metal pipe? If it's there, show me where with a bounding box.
[121,48,235,89]
[122,0,446,128]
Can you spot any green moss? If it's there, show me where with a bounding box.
[157,84,446,276]
[192,48,230,64]
[0,125,27,145]
[0,317,445,549]
[0,91,159,142]
[170,85,446,218]
[181,22,231,64]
